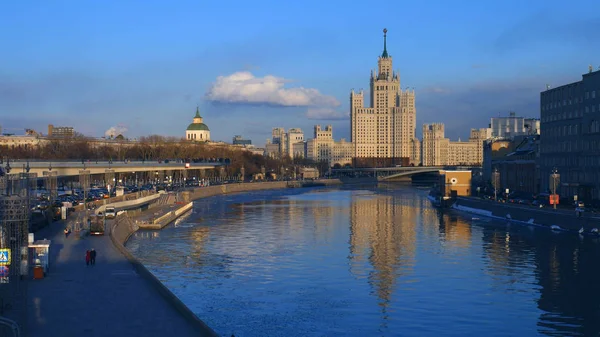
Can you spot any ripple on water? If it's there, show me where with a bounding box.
[127,187,600,337]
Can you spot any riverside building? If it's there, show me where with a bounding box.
[350,28,418,166]
[540,65,600,202]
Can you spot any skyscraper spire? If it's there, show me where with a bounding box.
[382,28,389,58]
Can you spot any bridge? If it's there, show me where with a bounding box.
[1,160,224,178]
[331,166,480,181]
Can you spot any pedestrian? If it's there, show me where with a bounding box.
[64,227,70,238]
[90,248,97,266]
[85,250,91,266]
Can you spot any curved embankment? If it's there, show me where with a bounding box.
[453,197,600,232]
[109,179,343,336]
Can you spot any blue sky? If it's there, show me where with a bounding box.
[1,0,599,146]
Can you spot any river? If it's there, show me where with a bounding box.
[126,184,600,337]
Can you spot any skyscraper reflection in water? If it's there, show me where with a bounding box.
[127,186,600,337]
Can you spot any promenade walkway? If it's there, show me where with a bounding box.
[27,217,204,337]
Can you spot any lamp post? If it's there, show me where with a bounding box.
[492,167,500,202]
[550,167,560,210]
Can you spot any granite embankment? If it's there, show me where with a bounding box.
[109,179,344,335]
[453,197,600,232]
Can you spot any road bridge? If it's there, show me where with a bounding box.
[331,166,480,181]
[1,160,224,178]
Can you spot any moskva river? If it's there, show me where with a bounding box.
[127,184,600,337]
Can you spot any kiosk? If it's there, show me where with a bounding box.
[29,239,51,278]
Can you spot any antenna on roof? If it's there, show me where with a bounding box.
[546,84,551,90]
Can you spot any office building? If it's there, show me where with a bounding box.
[539,66,600,201]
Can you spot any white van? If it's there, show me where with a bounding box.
[104,207,116,219]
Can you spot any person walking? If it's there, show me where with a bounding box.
[85,250,91,266]
[90,248,97,266]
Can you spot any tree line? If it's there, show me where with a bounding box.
[0,135,328,176]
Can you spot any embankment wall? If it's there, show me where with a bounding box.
[453,197,600,232]
[109,214,218,336]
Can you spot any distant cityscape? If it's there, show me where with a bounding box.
[1,29,599,202]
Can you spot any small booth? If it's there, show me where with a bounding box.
[29,238,51,279]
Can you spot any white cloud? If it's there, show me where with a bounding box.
[306,108,348,120]
[205,71,340,107]
[105,124,128,138]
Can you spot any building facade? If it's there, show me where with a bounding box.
[422,123,491,166]
[185,107,210,141]
[540,66,600,201]
[232,135,252,146]
[306,125,354,167]
[350,29,417,164]
[490,112,540,139]
[265,127,306,159]
[422,123,448,166]
[48,124,74,138]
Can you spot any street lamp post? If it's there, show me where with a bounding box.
[550,168,560,210]
[492,167,500,202]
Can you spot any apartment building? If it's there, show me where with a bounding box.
[265,127,306,159]
[421,124,491,166]
[306,125,354,167]
[350,29,417,165]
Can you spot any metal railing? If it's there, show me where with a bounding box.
[0,316,21,337]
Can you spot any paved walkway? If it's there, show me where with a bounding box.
[27,216,206,337]
[134,204,179,224]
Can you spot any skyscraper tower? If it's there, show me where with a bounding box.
[350,28,416,163]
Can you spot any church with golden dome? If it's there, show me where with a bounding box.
[185,107,210,141]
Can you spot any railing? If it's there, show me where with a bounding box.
[0,316,21,337]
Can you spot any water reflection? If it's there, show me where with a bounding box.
[126,186,600,337]
[348,190,416,313]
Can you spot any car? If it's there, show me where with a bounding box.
[104,207,116,219]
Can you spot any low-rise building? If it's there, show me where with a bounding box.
[483,135,540,195]
[439,170,472,197]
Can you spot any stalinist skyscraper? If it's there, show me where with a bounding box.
[350,28,417,165]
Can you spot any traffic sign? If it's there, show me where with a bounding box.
[0,249,10,266]
[0,266,8,277]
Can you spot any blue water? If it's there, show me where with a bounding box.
[127,184,600,337]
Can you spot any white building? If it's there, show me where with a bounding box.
[490,112,540,139]
[185,107,210,142]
